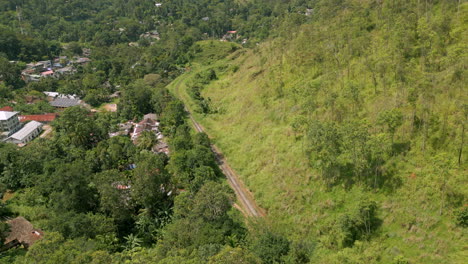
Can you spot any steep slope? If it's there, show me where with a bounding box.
[170,1,467,263]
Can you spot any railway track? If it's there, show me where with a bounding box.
[188,113,264,217]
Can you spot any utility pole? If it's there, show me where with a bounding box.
[16,6,24,35]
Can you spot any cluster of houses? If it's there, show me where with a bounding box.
[0,91,80,145]
[110,113,169,155]
[0,91,82,145]
[129,30,161,47]
[21,56,91,82]
[220,30,248,45]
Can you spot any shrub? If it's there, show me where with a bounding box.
[252,231,290,264]
[338,199,381,247]
[454,207,468,228]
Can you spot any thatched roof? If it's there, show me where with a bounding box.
[4,217,43,247]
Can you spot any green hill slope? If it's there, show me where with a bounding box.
[170,1,467,263]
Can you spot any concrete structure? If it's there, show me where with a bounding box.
[6,121,43,144]
[0,111,21,138]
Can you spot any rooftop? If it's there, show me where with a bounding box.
[19,113,57,123]
[50,98,81,108]
[9,121,43,141]
[41,70,54,76]
[0,106,13,111]
[0,111,18,121]
[43,91,59,97]
[4,217,44,248]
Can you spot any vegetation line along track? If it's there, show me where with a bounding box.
[172,75,264,217]
[188,114,265,217]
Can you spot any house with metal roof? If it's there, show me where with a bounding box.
[0,111,21,138]
[49,97,81,108]
[6,121,43,144]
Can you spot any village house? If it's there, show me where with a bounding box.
[0,106,13,112]
[18,113,58,123]
[130,114,169,154]
[53,66,76,78]
[155,141,169,155]
[44,93,81,109]
[49,97,81,109]
[26,61,51,71]
[221,30,238,42]
[140,30,160,40]
[5,121,43,144]
[0,111,21,138]
[3,217,44,250]
[131,116,159,143]
[73,57,91,65]
[109,121,133,138]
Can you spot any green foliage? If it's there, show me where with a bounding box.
[157,181,245,260]
[136,131,157,151]
[338,199,381,248]
[251,231,290,264]
[87,136,136,171]
[160,100,187,136]
[53,106,106,148]
[169,1,467,263]
[0,221,10,245]
[0,57,24,89]
[44,212,116,240]
[208,245,261,264]
[93,170,133,223]
[307,120,393,188]
[454,207,468,228]
[45,160,98,213]
[168,131,221,190]
[131,152,172,214]
[377,109,404,145]
[186,68,219,114]
[1,0,466,263]
[118,80,154,119]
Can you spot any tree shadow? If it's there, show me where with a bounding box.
[392,141,411,156]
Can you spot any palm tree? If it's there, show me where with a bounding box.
[137,130,157,150]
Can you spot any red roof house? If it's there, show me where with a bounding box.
[18,113,58,123]
[0,106,13,111]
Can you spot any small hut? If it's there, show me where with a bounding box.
[3,217,44,249]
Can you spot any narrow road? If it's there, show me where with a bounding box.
[188,114,265,217]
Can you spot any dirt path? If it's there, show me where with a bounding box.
[172,76,265,217]
[40,125,53,138]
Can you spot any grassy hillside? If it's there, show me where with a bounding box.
[169,1,467,263]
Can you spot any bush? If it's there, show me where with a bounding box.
[252,231,290,264]
[338,199,381,248]
[454,207,468,228]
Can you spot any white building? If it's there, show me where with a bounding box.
[6,121,43,144]
[0,111,21,138]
